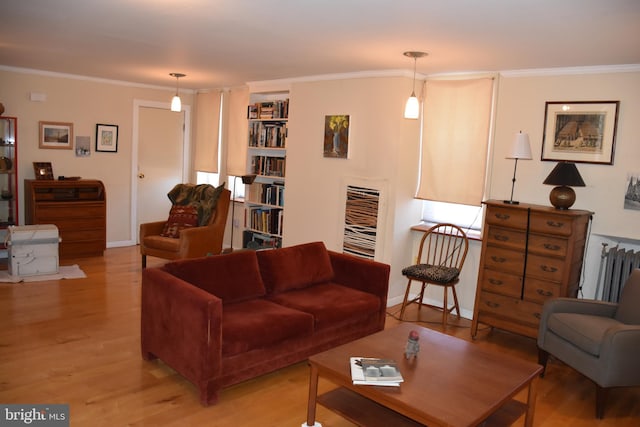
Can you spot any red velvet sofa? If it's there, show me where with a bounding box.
[141,241,390,405]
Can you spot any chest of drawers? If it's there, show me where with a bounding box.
[24,179,106,258]
[471,200,592,338]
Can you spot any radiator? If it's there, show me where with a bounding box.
[596,244,640,302]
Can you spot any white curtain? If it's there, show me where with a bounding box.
[225,86,250,176]
[416,78,494,206]
[193,91,222,173]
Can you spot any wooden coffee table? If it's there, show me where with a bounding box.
[305,323,542,427]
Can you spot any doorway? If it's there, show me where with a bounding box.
[132,100,191,244]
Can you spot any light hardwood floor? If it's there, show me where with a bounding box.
[1,246,638,426]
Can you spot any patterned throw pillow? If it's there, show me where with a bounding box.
[160,205,199,238]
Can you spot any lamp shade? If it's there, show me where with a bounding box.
[241,174,257,185]
[171,95,181,112]
[404,94,419,119]
[506,131,532,160]
[543,162,586,187]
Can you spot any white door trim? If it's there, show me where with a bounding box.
[131,99,191,244]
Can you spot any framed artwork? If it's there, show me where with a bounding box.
[541,101,619,164]
[39,121,73,149]
[33,162,54,180]
[96,123,119,152]
[323,115,350,159]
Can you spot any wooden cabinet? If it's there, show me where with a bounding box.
[471,200,592,339]
[24,179,106,258]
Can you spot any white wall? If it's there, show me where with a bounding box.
[2,66,638,312]
[283,68,640,314]
[284,76,423,301]
[490,70,640,300]
[0,68,194,245]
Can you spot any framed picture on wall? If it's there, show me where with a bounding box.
[96,123,119,152]
[39,121,73,149]
[541,101,620,165]
[323,115,350,159]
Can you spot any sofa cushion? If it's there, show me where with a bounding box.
[548,312,621,357]
[268,282,380,330]
[257,242,334,294]
[222,299,314,356]
[164,251,266,304]
[142,235,180,252]
[160,204,199,238]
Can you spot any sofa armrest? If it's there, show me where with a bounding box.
[328,250,390,305]
[538,297,618,348]
[141,267,223,388]
[139,220,166,241]
[598,324,640,386]
[179,224,226,257]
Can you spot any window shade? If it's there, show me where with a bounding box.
[225,86,250,176]
[416,78,494,206]
[194,91,222,173]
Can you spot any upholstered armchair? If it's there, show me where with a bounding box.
[537,269,640,418]
[139,184,230,268]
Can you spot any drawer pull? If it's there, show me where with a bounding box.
[540,265,558,273]
[536,289,553,297]
[495,213,510,220]
[543,243,561,251]
[491,256,507,263]
[533,312,541,320]
[494,234,509,242]
[485,301,500,308]
[546,220,565,228]
[488,278,503,286]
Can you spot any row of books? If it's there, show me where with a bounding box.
[242,230,282,249]
[251,155,285,178]
[248,122,287,148]
[350,357,404,387]
[248,183,285,207]
[247,207,283,236]
[247,100,289,119]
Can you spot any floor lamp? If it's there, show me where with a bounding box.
[229,174,257,252]
[504,131,532,205]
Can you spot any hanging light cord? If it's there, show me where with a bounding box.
[410,56,417,96]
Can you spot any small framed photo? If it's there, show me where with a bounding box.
[541,101,619,165]
[33,162,54,180]
[39,121,73,149]
[96,123,119,152]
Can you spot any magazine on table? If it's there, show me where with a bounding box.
[350,357,403,386]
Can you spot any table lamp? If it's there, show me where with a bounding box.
[543,161,585,209]
[504,131,532,205]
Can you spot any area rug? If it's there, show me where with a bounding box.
[0,264,87,283]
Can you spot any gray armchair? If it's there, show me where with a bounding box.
[537,268,640,418]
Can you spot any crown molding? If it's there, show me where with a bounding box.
[500,64,640,77]
[0,65,195,93]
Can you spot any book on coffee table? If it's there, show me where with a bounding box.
[350,357,403,386]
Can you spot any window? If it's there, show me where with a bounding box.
[417,77,496,233]
[196,171,219,187]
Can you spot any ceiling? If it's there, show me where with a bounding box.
[2,1,639,91]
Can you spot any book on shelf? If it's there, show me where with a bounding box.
[350,357,403,386]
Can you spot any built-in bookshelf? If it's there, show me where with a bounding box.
[243,95,289,249]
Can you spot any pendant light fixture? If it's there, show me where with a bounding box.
[403,51,428,119]
[169,72,186,112]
